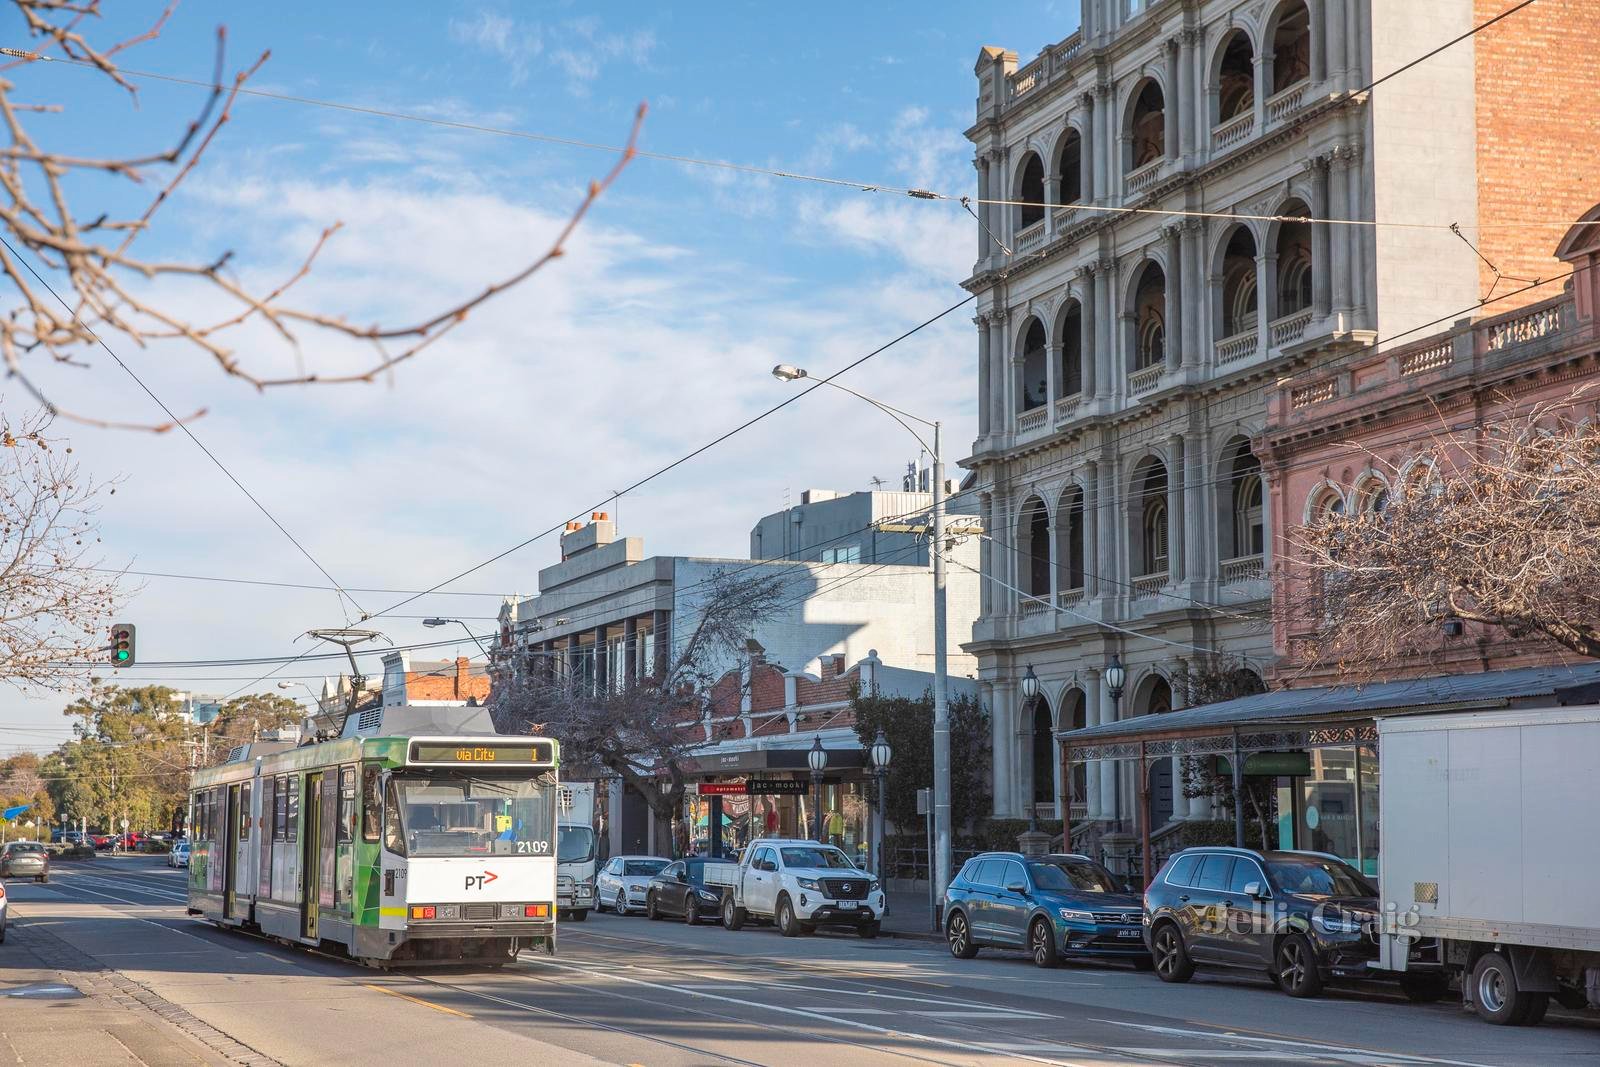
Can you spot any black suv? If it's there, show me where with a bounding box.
[1144,847,1437,999]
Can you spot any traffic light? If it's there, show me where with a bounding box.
[110,622,136,665]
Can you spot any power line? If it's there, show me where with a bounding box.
[91,567,512,598]
[0,233,367,622]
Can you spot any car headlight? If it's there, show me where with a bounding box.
[797,877,820,891]
[869,880,880,893]
[576,884,594,898]
[1058,908,1095,924]
[1312,909,1372,934]
[697,889,721,903]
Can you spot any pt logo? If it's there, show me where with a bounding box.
[464,870,499,891]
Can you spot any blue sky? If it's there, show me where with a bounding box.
[1,1,1082,749]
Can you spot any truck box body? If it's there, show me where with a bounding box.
[1379,706,1600,954]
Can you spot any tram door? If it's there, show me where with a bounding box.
[224,784,241,919]
[301,773,321,940]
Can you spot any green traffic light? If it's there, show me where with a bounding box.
[115,650,129,662]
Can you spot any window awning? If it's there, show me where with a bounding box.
[1058,662,1600,762]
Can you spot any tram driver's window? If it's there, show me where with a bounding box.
[361,767,381,843]
[383,779,406,855]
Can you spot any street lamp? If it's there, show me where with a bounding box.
[868,728,893,884]
[422,617,488,656]
[807,736,829,843]
[772,364,954,902]
[1020,664,1042,833]
[1104,653,1127,836]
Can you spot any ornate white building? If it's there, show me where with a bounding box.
[960,0,1497,843]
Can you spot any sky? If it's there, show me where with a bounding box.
[0,2,1082,752]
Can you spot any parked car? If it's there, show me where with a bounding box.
[0,841,49,883]
[1144,847,1393,998]
[168,839,190,868]
[596,855,671,914]
[647,858,734,924]
[0,880,7,942]
[942,852,1147,968]
[720,838,884,938]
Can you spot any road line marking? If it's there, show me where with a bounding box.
[790,1007,896,1015]
[910,1009,1055,1019]
[1091,1020,1501,1067]
[363,983,472,1018]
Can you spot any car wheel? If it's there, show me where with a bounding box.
[1472,952,1544,1025]
[618,891,630,916]
[946,910,979,959]
[684,900,698,926]
[1029,918,1060,969]
[858,920,879,939]
[722,897,746,931]
[1151,923,1194,983]
[776,895,802,938]
[646,894,660,921]
[1274,933,1324,998]
[1399,974,1451,1003]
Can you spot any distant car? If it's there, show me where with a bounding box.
[647,858,732,924]
[596,855,671,914]
[168,840,190,868]
[0,841,49,884]
[1142,847,1431,1000]
[943,852,1147,968]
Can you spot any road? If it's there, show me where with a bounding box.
[2,857,1596,1066]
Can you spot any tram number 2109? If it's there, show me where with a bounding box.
[514,840,551,855]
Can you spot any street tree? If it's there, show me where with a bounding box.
[46,682,189,832]
[0,751,54,829]
[198,693,305,767]
[0,0,640,428]
[489,568,788,852]
[1290,390,1600,674]
[1172,655,1273,849]
[849,688,991,840]
[0,407,123,690]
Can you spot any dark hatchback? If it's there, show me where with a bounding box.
[646,858,727,925]
[1144,847,1447,1000]
[944,852,1149,968]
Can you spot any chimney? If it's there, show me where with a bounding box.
[456,656,470,698]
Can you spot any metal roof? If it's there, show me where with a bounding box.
[1058,662,1600,744]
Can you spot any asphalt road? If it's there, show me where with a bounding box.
[3,857,1597,1066]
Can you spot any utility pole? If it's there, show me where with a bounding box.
[930,419,953,921]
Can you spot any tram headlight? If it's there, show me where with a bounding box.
[437,905,460,920]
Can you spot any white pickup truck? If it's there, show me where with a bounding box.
[715,838,884,938]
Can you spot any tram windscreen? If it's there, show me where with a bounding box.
[389,773,557,857]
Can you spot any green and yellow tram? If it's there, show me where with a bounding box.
[186,705,560,966]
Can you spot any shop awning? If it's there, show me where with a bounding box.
[1058,662,1600,762]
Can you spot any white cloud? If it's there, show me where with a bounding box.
[448,10,544,87]
[450,9,655,95]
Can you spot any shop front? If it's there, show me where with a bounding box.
[685,744,871,869]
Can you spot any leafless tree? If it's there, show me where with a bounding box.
[489,569,789,851]
[1288,388,1600,674]
[0,405,123,689]
[0,1,642,429]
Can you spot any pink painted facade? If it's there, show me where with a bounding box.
[1259,205,1600,684]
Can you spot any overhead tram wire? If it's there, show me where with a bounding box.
[87,567,512,598]
[0,234,368,623]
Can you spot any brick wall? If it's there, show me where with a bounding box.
[405,657,491,703]
[1474,0,1600,310]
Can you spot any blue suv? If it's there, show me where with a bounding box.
[943,852,1149,969]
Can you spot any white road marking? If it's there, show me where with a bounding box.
[1092,1019,1502,1067]
[790,1007,896,1015]
[910,1009,1055,1020]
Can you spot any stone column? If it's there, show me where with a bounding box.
[1324,0,1347,90]
[1195,431,1218,584]
[1164,39,1182,162]
[1168,687,1191,821]
[1255,246,1273,353]
[975,157,991,262]
[622,616,638,686]
[1084,669,1104,820]
[1345,0,1362,85]
[1099,681,1121,820]
[1084,459,1101,599]
[1092,260,1112,399]
[1329,148,1352,320]
[1183,426,1208,588]
[1310,156,1333,321]
[651,609,670,680]
[1261,251,1280,347]
[1180,221,1203,367]
[1167,433,1186,581]
[1308,0,1327,85]
[592,626,609,694]
[989,312,1009,432]
[1345,146,1366,329]
[979,491,994,616]
[993,680,1017,817]
[976,313,992,437]
[1094,84,1113,204]
[1178,30,1197,165]
[1080,274,1099,399]
[1163,225,1183,371]
[1045,340,1061,405]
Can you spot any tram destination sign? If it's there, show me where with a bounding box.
[409,740,556,766]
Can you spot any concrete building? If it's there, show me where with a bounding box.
[959,0,1598,849]
[749,486,963,566]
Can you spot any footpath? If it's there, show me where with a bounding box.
[880,886,941,941]
[0,919,235,1067]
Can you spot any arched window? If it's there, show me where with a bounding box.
[1058,130,1083,205]
[1056,485,1086,591]
[1134,460,1170,576]
[1061,300,1084,397]
[1220,226,1259,339]
[1216,30,1255,124]
[1234,468,1264,557]
[1020,495,1053,598]
[1020,319,1047,412]
[1310,487,1345,521]
[1357,478,1390,517]
[1133,263,1167,371]
[1218,438,1264,561]
[1276,200,1314,317]
[1130,81,1166,169]
[1018,153,1045,229]
[1272,2,1312,94]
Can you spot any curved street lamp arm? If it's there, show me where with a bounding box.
[807,376,937,456]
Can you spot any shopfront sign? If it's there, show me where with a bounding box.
[695,779,811,796]
[1212,751,1311,777]
[697,782,747,796]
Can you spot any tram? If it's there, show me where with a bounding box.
[185,703,559,966]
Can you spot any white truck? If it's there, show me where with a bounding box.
[715,837,885,938]
[556,781,598,921]
[1374,706,1600,1025]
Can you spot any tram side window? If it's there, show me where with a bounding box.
[382,778,405,856]
[286,777,300,842]
[274,776,288,840]
[338,766,356,842]
[361,767,381,843]
[240,782,252,842]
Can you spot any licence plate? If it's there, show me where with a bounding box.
[1117,929,1141,938]
[839,902,857,909]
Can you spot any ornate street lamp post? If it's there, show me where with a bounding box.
[1020,665,1042,833]
[1105,653,1127,827]
[869,728,893,884]
[807,737,829,843]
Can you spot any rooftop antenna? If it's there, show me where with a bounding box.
[301,628,391,737]
[870,476,886,490]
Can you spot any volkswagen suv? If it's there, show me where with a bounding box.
[943,852,1148,968]
[1142,846,1425,998]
